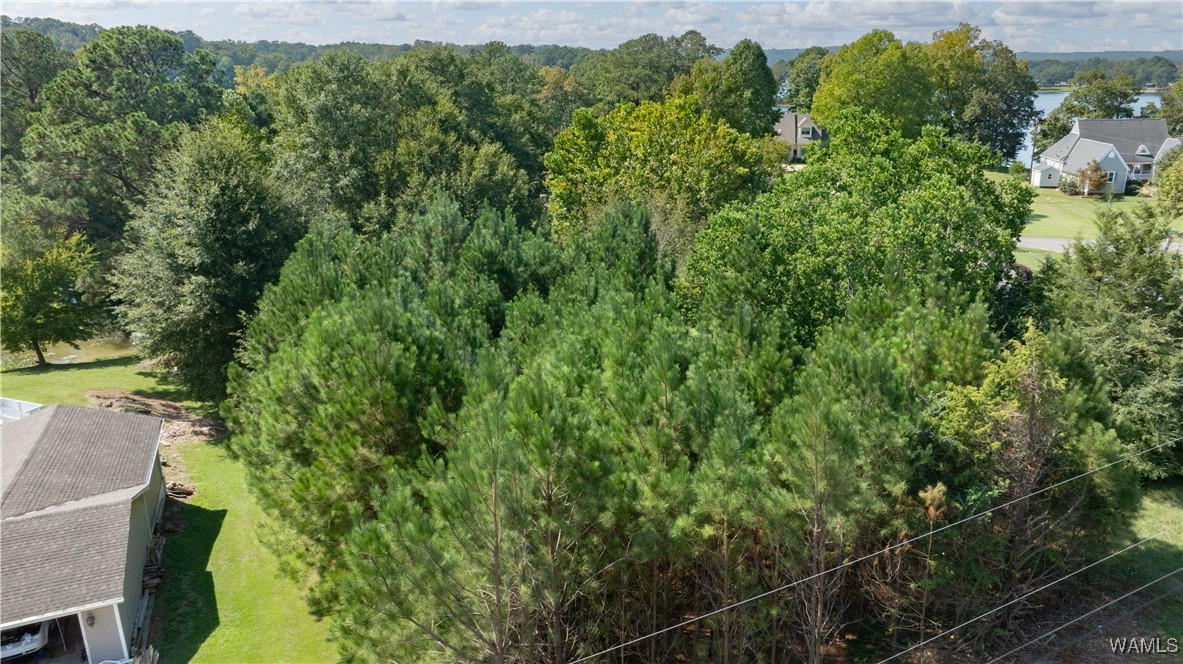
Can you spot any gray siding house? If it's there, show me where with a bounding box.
[775,112,828,161]
[1,405,165,664]
[1034,118,1180,192]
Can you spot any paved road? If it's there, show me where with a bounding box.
[1019,236,1182,253]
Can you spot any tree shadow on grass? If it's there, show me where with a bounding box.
[3,355,140,375]
[156,498,226,664]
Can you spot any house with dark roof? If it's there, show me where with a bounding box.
[775,112,828,161]
[1,405,165,664]
[1033,118,1181,192]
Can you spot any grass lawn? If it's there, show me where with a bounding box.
[1087,481,1183,637]
[0,351,334,662]
[158,442,335,663]
[1013,247,1058,270]
[1023,187,1149,239]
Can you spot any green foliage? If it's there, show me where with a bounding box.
[570,30,719,107]
[0,29,73,157]
[224,197,556,616]
[672,39,780,136]
[1158,81,1183,135]
[268,48,539,229]
[0,233,102,364]
[812,30,934,138]
[782,46,829,112]
[678,109,1033,342]
[544,95,785,259]
[112,115,304,401]
[19,26,223,240]
[934,27,1039,161]
[1156,149,1183,219]
[1039,205,1183,477]
[1027,54,1178,89]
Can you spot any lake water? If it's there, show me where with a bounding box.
[1013,91,1163,167]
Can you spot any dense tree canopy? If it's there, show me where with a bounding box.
[671,38,780,136]
[678,109,1034,340]
[780,45,829,112]
[113,115,304,400]
[18,26,223,240]
[812,30,934,138]
[544,95,785,258]
[0,29,72,157]
[570,30,720,107]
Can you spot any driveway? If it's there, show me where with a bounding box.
[1019,236,1182,253]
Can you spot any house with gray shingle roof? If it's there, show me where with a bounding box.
[775,112,828,161]
[1,405,165,664]
[1033,118,1180,193]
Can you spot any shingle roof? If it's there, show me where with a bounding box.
[1062,138,1122,173]
[1,405,162,518]
[1,496,132,625]
[1075,118,1171,162]
[1041,132,1080,164]
[1,405,161,626]
[1156,137,1181,162]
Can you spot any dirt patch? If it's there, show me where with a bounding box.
[86,389,225,446]
[86,389,225,529]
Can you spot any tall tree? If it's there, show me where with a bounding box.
[0,29,73,157]
[812,30,933,137]
[782,46,829,112]
[924,24,1038,161]
[1156,80,1183,135]
[672,39,780,136]
[113,115,304,401]
[20,26,223,239]
[0,233,101,365]
[544,95,785,258]
[1040,205,1183,477]
[571,31,720,107]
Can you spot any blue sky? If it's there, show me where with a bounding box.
[5,1,1181,52]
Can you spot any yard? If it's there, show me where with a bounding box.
[985,169,1182,241]
[0,347,335,663]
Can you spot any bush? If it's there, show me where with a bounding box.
[1008,161,1029,178]
[1058,177,1080,195]
[1124,178,1143,196]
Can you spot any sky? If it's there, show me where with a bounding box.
[4,1,1181,52]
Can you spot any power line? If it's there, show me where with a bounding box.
[873,529,1169,664]
[984,564,1183,664]
[566,440,1175,663]
[1029,577,1183,663]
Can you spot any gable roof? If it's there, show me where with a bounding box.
[2,405,162,518]
[1062,138,1127,173]
[1075,118,1171,162]
[1156,137,1181,162]
[1,405,162,627]
[775,112,826,144]
[1041,132,1081,164]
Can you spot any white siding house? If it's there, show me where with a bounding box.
[1035,118,1180,192]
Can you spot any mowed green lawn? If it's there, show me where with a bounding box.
[1023,186,1150,239]
[985,170,1182,240]
[0,352,335,663]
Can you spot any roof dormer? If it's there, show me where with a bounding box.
[1136,144,1151,156]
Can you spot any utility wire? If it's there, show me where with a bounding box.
[1029,578,1183,663]
[984,564,1183,664]
[873,529,1169,664]
[566,440,1175,663]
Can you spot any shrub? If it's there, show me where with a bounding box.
[1058,177,1080,196]
[1008,161,1029,178]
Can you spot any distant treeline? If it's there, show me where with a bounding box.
[5,14,1180,91]
[1,15,593,86]
[1026,55,1180,88]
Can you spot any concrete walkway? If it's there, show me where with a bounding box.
[1019,236,1182,253]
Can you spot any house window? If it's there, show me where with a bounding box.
[1106,171,1115,183]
